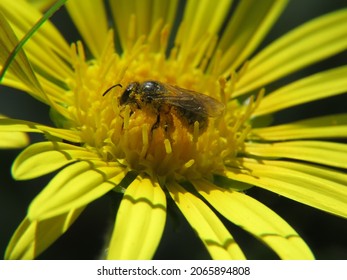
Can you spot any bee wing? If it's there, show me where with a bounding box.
[154,84,225,117]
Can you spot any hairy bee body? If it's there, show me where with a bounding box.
[114,80,224,132]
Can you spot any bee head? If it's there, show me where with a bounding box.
[118,82,140,105]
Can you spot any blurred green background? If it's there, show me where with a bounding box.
[1,0,347,259]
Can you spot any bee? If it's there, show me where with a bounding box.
[103,81,224,133]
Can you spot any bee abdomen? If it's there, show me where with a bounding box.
[174,107,208,130]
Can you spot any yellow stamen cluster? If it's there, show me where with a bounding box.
[62,28,257,183]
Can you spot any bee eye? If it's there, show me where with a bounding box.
[119,88,132,105]
[119,82,139,105]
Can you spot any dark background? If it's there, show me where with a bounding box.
[1,0,347,259]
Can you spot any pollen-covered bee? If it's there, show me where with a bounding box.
[104,81,224,132]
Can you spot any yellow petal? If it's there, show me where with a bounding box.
[244,141,347,169]
[250,113,347,140]
[107,176,166,259]
[26,0,58,12]
[0,10,44,98]
[19,38,73,84]
[28,161,126,220]
[0,118,81,143]
[147,0,179,52]
[226,158,347,218]
[151,0,179,31]
[177,0,232,67]
[166,181,245,260]
[254,66,347,117]
[12,141,100,180]
[267,160,347,186]
[65,0,108,58]
[0,115,29,148]
[1,0,71,63]
[193,179,314,259]
[1,64,69,106]
[5,208,84,259]
[235,9,347,95]
[0,0,72,90]
[218,0,288,73]
[3,0,74,84]
[111,0,179,51]
[0,131,29,148]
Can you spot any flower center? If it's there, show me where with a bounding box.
[63,31,256,182]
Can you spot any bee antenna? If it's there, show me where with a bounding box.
[102,83,123,96]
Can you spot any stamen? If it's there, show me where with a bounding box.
[127,14,136,49]
[70,43,78,66]
[184,159,195,168]
[76,41,86,62]
[68,26,233,179]
[229,71,237,97]
[174,20,184,48]
[243,96,255,119]
[218,77,227,104]
[193,121,200,142]
[123,105,130,129]
[237,125,251,146]
[199,35,218,72]
[140,124,149,158]
[169,46,178,60]
[148,19,164,49]
[157,138,173,175]
[160,24,170,53]
[236,61,249,82]
[209,48,222,76]
[252,88,265,112]
[164,139,172,154]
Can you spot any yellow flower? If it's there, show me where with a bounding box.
[1,0,347,259]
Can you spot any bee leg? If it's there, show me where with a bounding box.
[150,112,174,140]
[150,113,161,132]
[162,116,171,133]
[161,112,174,137]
